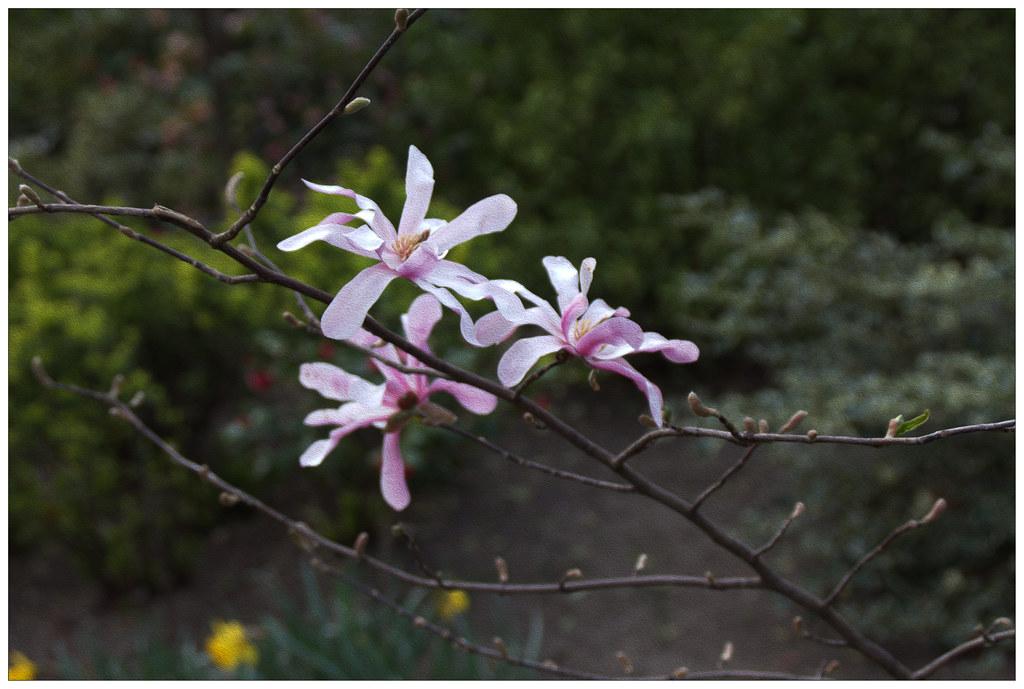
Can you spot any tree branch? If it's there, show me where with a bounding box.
[212,8,428,244]
[438,423,636,493]
[912,629,1015,679]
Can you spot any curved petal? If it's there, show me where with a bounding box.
[559,293,589,340]
[398,145,435,236]
[299,362,384,406]
[413,280,484,347]
[300,437,338,467]
[380,432,411,511]
[637,332,701,364]
[426,260,526,322]
[579,257,597,297]
[496,335,566,387]
[425,194,517,254]
[542,256,581,311]
[575,317,645,358]
[588,357,665,426]
[277,219,379,258]
[302,179,397,241]
[428,379,498,415]
[321,264,398,340]
[402,293,443,350]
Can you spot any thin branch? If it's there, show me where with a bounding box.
[213,8,428,244]
[661,420,1015,448]
[824,514,934,607]
[753,503,805,558]
[32,363,760,599]
[691,444,759,512]
[7,171,258,286]
[512,352,569,398]
[912,629,1015,679]
[439,423,635,493]
[323,558,807,681]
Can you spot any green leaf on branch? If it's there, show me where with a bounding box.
[896,409,930,436]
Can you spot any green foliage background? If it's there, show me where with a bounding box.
[9,7,1014,663]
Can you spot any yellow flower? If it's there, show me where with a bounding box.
[437,590,470,620]
[204,620,259,671]
[8,651,37,681]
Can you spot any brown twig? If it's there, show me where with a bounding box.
[753,502,805,558]
[691,444,760,512]
[823,506,941,607]
[912,629,1015,679]
[438,423,635,493]
[31,361,761,598]
[512,351,569,398]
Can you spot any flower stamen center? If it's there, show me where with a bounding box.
[390,230,431,262]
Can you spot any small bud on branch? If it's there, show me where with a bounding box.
[495,556,509,584]
[758,418,769,434]
[638,414,657,428]
[687,391,716,417]
[219,491,240,506]
[394,8,409,31]
[344,97,372,115]
[633,553,648,576]
[672,667,689,679]
[615,650,635,674]
[354,531,369,557]
[779,410,809,433]
[920,497,947,524]
[18,184,44,209]
[743,417,756,434]
[720,641,734,665]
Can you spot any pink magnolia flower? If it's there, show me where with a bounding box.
[478,256,699,426]
[277,145,525,345]
[298,295,497,511]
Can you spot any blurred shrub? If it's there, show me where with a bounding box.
[650,189,1012,647]
[8,149,488,591]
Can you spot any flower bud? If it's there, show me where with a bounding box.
[792,616,803,634]
[672,667,689,679]
[413,616,427,628]
[219,491,240,507]
[743,416,756,433]
[720,641,734,664]
[394,8,409,31]
[354,531,369,557]
[615,651,634,674]
[637,414,657,428]
[791,501,806,519]
[343,96,371,115]
[18,184,43,208]
[687,391,716,418]
[588,369,601,391]
[779,410,808,433]
[758,418,769,434]
[885,415,903,439]
[824,659,840,675]
[806,429,818,441]
[493,636,508,658]
[495,556,509,584]
[129,390,146,407]
[633,553,648,575]
[920,497,947,524]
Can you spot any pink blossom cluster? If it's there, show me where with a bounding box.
[280,147,699,510]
